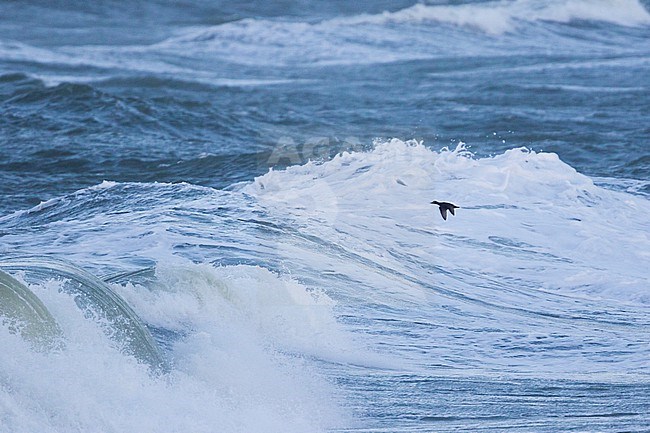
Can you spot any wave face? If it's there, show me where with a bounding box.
[2,142,650,431]
[0,257,167,372]
[0,269,63,351]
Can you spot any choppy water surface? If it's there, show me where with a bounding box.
[1,1,649,432]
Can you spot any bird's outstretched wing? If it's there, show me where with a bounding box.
[431,200,458,221]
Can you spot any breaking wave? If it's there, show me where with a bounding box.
[2,140,649,431]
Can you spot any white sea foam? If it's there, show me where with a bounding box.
[0,262,349,433]
[238,140,650,380]
[244,139,650,305]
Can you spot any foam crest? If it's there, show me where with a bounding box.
[245,139,650,305]
[357,0,650,34]
[246,140,597,212]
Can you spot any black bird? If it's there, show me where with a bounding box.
[430,201,459,221]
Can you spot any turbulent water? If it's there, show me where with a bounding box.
[1,1,650,432]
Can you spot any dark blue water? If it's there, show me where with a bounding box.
[1,1,650,432]
[2,0,649,213]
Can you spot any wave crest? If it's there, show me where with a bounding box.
[352,0,650,34]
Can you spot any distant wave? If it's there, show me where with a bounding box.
[342,0,650,35]
[3,0,648,74]
[155,0,650,67]
[0,41,293,86]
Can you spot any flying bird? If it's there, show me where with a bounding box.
[430,201,459,221]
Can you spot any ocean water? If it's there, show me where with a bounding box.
[1,1,649,432]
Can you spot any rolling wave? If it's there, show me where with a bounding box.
[0,256,348,432]
[155,0,650,67]
[0,257,167,371]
